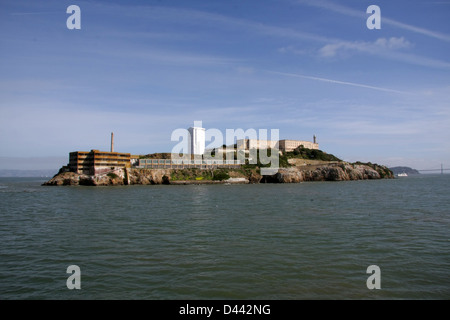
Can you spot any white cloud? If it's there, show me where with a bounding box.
[268,70,410,94]
[317,37,450,69]
[319,37,412,57]
[374,37,412,50]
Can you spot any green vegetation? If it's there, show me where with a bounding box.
[139,147,341,176]
[353,161,394,178]
[278,153,290,168]
[212,169,230,181]
[285,146,341,162]
[140,153,174,159]
[169,168,231,181]
[107,172,118,179]
[240,147,339,168]
[241,149,290,168]
[168,168,252,182]
[170,168,211,181]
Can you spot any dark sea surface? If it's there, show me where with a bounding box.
[0,175,449,299]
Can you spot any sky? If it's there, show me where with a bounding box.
[0,0,449,171]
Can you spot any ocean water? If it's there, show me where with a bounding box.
[0,175,449,300]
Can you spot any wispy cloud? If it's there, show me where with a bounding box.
[106,49,240,67]
[382,16,450,43]
[9,11,59,15]
[278,46,310,55]
[316,37,450,69]
[145,6,450,70]
[131,5,336,44]
[80,4,450,70]
[267,71,411,94]
[173,5,450,69]
[294,0,450,42]
[319,37,412,57]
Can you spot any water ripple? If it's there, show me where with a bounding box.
[0,176,449,299]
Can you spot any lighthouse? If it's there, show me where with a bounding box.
[188,121,205,155]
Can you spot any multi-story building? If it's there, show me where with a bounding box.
[69,150,131,175]
[236,139,279,150]
[236,137,319,153]
[278,139,319,152]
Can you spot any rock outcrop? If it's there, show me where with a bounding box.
[43,172,81,186]
[270,163,394,183]
[128,168,171,185]
[43,163,393,186]
[43,170,127,186]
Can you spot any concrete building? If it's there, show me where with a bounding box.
[236,139,279,150]
[69,150,131,175]
[188,121,206,155]
[278,139,319,152]
[237,138,319,153]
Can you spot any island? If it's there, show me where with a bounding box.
[43,146,394,186]
[389,166,420,175]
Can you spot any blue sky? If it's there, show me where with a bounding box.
[0,0,449,170]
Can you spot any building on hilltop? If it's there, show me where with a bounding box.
[278,138,318,152]
[236,139,279,150]
[236,136,318,153]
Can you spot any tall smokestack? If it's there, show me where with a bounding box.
[111,132,114,152]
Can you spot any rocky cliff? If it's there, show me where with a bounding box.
[42,171,128,186]
[128,168,172,185]
[42,163,393,186]
[264,162,394,183]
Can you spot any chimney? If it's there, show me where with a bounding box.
[111,132,114,152]
[313,135,317,144]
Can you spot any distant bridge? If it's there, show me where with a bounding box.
[416,165,449,174]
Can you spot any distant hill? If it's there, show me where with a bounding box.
[0,169,57,177]
[389,166,420,175]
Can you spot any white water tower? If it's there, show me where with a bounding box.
[188,121,205,155]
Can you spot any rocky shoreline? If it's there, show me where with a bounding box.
[42,162,394,186]
[268,162,393,183]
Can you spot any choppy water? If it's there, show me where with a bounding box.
[0,175,449,299]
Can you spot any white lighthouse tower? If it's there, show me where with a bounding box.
[188,121,205,156]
